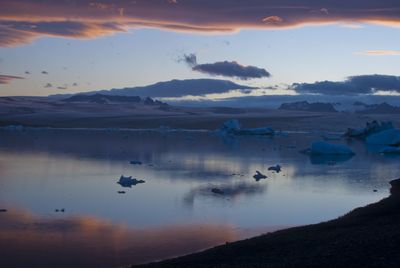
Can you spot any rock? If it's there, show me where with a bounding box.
[117,191,126,194]
[390,178,400,198]
[0,209,7,212]
[253,171,267,181]
[130,160,143,165]
[268,165,282,173]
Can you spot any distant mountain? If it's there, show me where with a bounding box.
[63,94,167,106]
[356,102,400,114]
[279,101,337,113]
[72,79,254,98]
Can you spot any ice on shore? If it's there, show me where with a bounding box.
[303,141,355,155]
[366,129,400,146]
[218,119,274,136]
[345,120,393,138]
[117,175,145,187]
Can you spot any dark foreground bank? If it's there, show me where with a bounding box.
[136,179,400,268]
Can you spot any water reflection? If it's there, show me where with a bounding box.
[308,154,354,165]
[0,128,397,266]
[184,182,267,206]
[0,208,241,267]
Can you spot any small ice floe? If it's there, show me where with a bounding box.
[117,175,145,188]
[345,120,393,138]
[366,129,400,146]
[211,188,224,194]
[130,160,143,165]
[379,146,400,154]
[54,208,65,213]
[253,171,267,181]
[302,141,355,155]
[268,165,281,173]
[218,119,274,136]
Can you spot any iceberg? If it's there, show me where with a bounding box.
[268,165,281,173]
[218,119,274,136]
[253,171,267,181]
[345,120,394,138]
[366,129,400,146]
[379,146,400,154]
[303,141,355,155]
[117,175,145,188]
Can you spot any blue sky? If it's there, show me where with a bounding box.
[0,0,400,97]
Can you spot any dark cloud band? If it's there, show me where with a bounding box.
[183,54,270,80]
[293,74,400,95]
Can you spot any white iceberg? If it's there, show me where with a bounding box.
[366,129,400,146]
[303,141,355,155]
[117,175,145,187]
[218,119,274,136]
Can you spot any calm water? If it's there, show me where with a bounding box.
[0,128,398,267]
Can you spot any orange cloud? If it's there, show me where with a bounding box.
[0,0,400,46]
[0,74,24,84]
[357,50,400,56]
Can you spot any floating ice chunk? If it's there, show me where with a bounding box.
[345,120,394,138]
[366,129,400,146]
[130,160,143,165]
[211,188,224,194]
[379,146,400,154]
[218,119,241,135]
[268,165,281,173]
[237,127,275,136]
[303,141,355,155]
[253,171,267,181]
[218,119,274,136]
[117,175,145,188]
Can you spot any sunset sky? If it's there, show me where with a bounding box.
[0,0,400,97]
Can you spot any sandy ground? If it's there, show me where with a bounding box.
[1,97,400,132]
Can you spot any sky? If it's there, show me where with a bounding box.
[0,0,400,99]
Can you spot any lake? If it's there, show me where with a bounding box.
[0,127,397,267]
